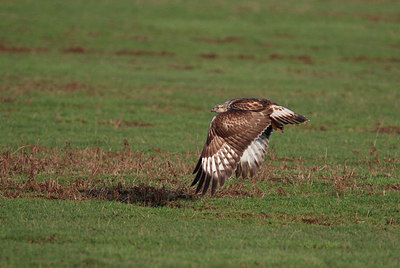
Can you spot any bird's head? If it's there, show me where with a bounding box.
[211,101,230,113]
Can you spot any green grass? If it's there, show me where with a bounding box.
[1,198,399,267]
[0,0,399,267]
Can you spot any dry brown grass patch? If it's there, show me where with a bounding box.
[373,122,400,135]
[0,44,48,53]
[0,78,101,96]
[1,142,398,205]
[97,119,154,128]
[115,50,174,56]
[63,46,87,54]
[193,36,242,44]
[0,142,194,206]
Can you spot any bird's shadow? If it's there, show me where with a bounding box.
[81,184,196,207]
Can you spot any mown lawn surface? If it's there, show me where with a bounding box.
[0,0,399,267]
[1,197,399,267]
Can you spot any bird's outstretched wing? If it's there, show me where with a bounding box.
[192,98,309,196]
[192,109,272,195]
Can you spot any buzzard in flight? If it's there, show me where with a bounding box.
[192,98,308,195]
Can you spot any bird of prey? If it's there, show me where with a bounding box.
[192,98,308,195]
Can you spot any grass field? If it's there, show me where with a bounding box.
[1,0,400,267]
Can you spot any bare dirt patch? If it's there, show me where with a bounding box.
[302,217,338,226]
[115,50,174,56]
[355,14,400,24]
[199,53,314,64]
[199,53,219,59]
[61,82,88,92]
[1,97,17,103]
[199,53,261,62]
[29,235,58,244]
[345,56,400,64]
[62,47,176,57]
[193,36,242,44]
[373,122,400,135]
[230,54,258,61]
[270,53,314,64]
[63,46,87,54]
[296,55,314,65]
[97,119,154,128]
[0,44,48,53]
[269,53,285,60]
[377,126,400,135]
[76,119,88,124]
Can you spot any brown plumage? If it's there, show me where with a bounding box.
[192,98,309,195]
